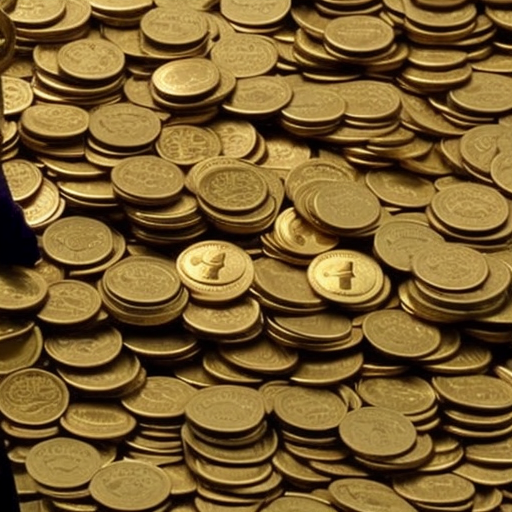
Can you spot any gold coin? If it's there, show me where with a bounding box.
[392,473,475,506]
[208,118,257,159]
[0,265,48,312]
[103,255,181,305]
[45,326,123,368]
[140,5,208,47]
[0,325,43,375]
[57,350,141,394]
[274,386,347,433]
[185,385,265,435]
[412,243,489,292]
[432,375,512,412]
[339,406,417,458]
[88,102,161,149]
[111,155,184,206]
[0,316,34,343]
[22,180,64,229]
[272,449,330,486]
[11,0,66,26]
[363,309,441,359]
[0,368,69,426]
[152,58,220,100]
[21,103,89,140]
[89,460,171,511]
[324,15,394,56]
[220,0,291,27]
[307,250,384,306]
[222,75,292,118]
[449,71,512,115]
[2,75,33,116]
[156,124,222,167]
[42,216,113,266]
[211,33,278,78]
[60,402,137,440]
[357,376,436,416]
[261,494,336,512]
[37,279,102,325]
[329,478,418,512]
[26,437,102,489]
[57,38,124,82]
[122,376,197,419]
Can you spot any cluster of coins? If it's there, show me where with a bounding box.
[5,0,512,512]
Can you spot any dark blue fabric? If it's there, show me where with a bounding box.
[0,435,18,512]
[0,165,40,266]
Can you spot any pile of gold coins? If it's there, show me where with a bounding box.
[4,0,512,511]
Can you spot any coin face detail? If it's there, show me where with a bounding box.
[26,437,102,489]
[2,159,42,202]
[0,368,69,426]
[339,407,417,458]
[89,461,171,511]
[185,385,265,434]
[21,104,89,139]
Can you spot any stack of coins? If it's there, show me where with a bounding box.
[89,0,152,27]
[19,103,89,158]
[25,437,102,503]
[121,376,197,465]
[177,240,254,303]
[86,102,161,167]
[99,255,188,326]
[183,385,277,502]
[189,156,284,235]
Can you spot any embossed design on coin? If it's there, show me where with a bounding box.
[0,266,48,312]
[2,159,42,202]
[21,104,89,139]
[0,368,69,426]
[89,460,171,511]
[26,437,102,489]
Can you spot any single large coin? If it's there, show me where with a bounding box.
[339,406,417,458]
[0,266,48,312]
[26,437,102,489]
[89,460,171,511]
[0,368,69,426]
[185,385,265,435]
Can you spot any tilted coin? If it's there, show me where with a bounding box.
[185,385,265,435]
[339,406,417,458]
[0,368,69,426]
[26,437,102,489]
[2,159,42,202]
[0,265,48,312]
[89,460,171,511]
[0,325,43,375]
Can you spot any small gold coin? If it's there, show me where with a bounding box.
[392,473,475,506]
[2,75,33,116]
[42,216,113,267]
[220,0,291,27]
[57,38,125,82]
[88,102,161,149]
[2,159,42,202]
[211,34,278,78]
[89,460,171,511]
[274,386,347,433]
[432,375,512,412]
[412,243,489,292]
[339,406,417,458]
[329,478,418,512]
[122,376,197,419]
[363,309,441,359]
[185,385,265,435]
[111,155,184,206]
[307,250,384,306]
[152,58,220,100]
[0,325,43,376]
[60,402,137,440]
[430,182,509,233]
[45,326,123,368]
[37,279,102,326]
[21,104,89,140]
[0,265,48,312]
[26,437,102,489]
[11,0,66,26]
[0,316,34,343]
[0,368,69,426]
[103,255,181,306]
[261,494,336,512]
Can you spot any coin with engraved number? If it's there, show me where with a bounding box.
[89,460,171,511]
[26,437,102,489]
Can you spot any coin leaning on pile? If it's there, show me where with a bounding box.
[5,0,512,511]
